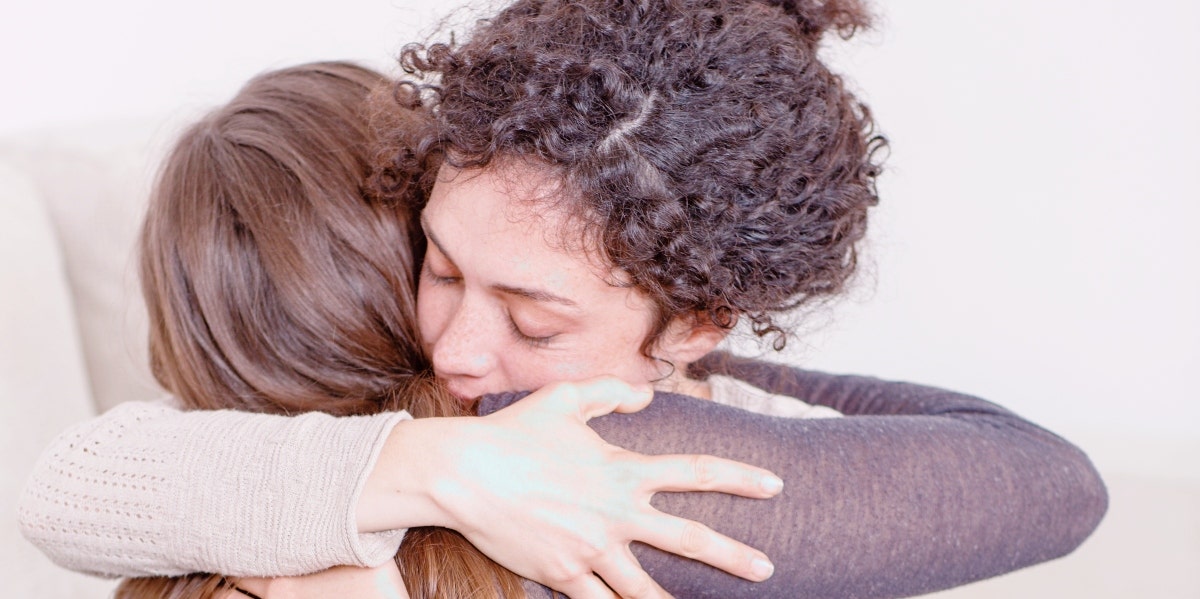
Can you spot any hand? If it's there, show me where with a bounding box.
[363,377,782,599]
[232,563,409,599]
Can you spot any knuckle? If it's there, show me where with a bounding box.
[540,381,578,407]
[546,558,588,585]
[568,525,614,564]
[745,467,761,490]
[679,521,711,557]
[691,455,718,487]
[581,533,612,558]
[562,382,585,402]
[620,575,654,599]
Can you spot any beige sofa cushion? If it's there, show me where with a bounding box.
[0,159,117,597]
[0,119,176,413]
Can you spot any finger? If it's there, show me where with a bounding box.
[535,376,654,420]
[593,547,672,599]
[639,453,784,498]
[557,573,621,599]
[574,376,655,419]
[636,512,775,583]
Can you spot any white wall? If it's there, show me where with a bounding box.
[0,0,457,134]
[803,0,1200,453]
[716,0,1200,461]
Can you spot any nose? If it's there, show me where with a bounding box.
[429,295,499,388]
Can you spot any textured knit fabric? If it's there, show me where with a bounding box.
[707,373,842,418]
[484,353,1109,598]
[19,354,1107,598]
[17,402,410,578]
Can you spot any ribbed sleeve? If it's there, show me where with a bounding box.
[481,353,1108,598]
[17,401,410,578]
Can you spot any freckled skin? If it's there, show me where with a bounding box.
[553,361,589,378]
[417,163,698,400]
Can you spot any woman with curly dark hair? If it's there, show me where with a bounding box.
[364,0,1102,595]
[392,0,884,366]
[21,0,1105,598]
[386,0,884,398]
[361,0,1097,595]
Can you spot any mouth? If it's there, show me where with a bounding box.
[443,384,477,405]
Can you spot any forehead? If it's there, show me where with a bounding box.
[432,162,580,229]
[424,163,610,283]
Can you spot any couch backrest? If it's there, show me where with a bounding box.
[0,136,143,598]
[0,118,184,413]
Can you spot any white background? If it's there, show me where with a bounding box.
[2,1,1196,454]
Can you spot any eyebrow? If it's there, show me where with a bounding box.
[492,283,579,307]
[421,214,580,309]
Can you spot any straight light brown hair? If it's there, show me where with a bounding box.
[116,61,523,599]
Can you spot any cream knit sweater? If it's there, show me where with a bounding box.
[18,401,410,578]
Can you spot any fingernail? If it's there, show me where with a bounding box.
[751,557,775,580]
[760,475,784,494]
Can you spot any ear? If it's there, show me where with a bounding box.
[656,311,731,366]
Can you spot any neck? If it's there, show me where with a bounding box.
[652,364,712,400]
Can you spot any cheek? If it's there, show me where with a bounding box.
[536,352,654,387]
[416,282,448,348]
[491,349,567,390]
[552,361,591,379]
[512,334,653,388]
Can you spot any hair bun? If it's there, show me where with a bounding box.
[763,0,873,41]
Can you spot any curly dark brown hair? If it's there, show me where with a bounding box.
[374,0,886,352]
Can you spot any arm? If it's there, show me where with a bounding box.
[18,401,411,578]
[19,380,779,597]
[22,362,1106,597]
[357,378,780,599]
[482,354,1109,598]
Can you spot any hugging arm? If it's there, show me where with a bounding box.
[19,359,1105,598]
[17,402,412,578]
[484,354,1108,598]
[17,380,777,595]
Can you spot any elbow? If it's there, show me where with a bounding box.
[15,430,117,578]
[1063,448,1109,553]
[1028,441,1108,564]
[16,463,83,574]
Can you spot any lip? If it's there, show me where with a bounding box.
[443,383,478,404]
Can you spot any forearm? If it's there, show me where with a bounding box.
[18,401,410,578]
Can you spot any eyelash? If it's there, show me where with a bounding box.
[506,310,557,348]
[424,262,557,348]
[429,274,460,285]
[424,267,460,286]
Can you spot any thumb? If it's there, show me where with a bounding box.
[543,377,655,421]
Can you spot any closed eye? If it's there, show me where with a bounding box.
[424,269,461,285]
[506,310,557,348]
[421,249,461,286]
